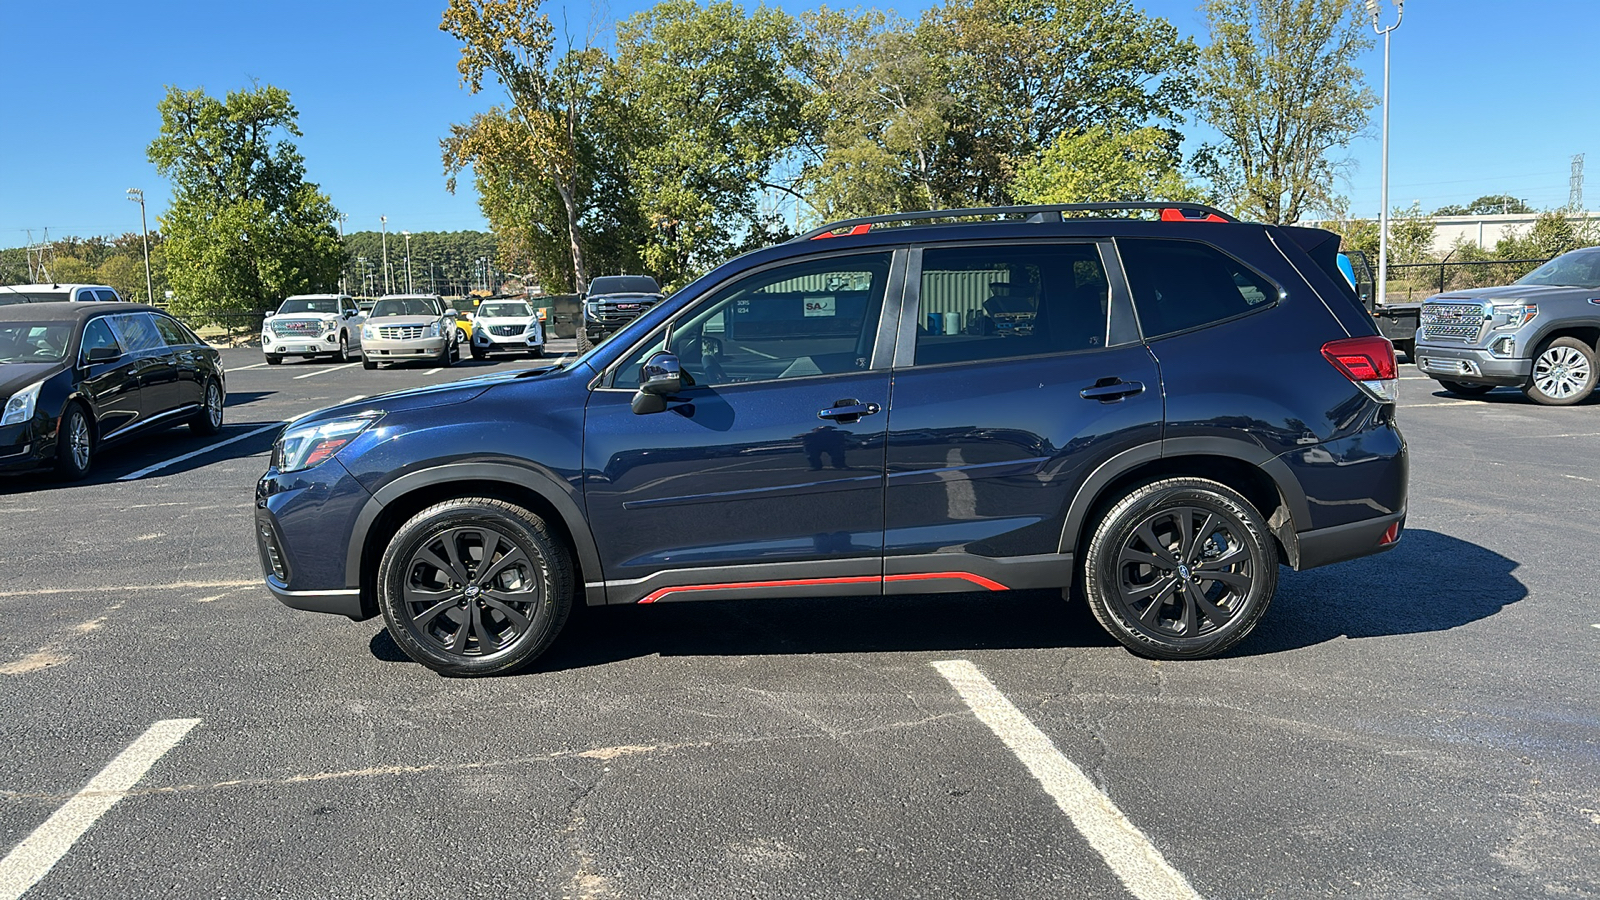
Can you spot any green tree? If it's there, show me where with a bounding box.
[1388,202,1438,265]
[1012,124,1202,205]
[147,84,341,320]
[610,0,806,285]
[1434,195,1534,216]
[1193,0,1375,224]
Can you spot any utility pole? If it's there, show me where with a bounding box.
[126,189,154,305]
[401,231,413,293]
[1570,154,1586,213]
[337,213,348,294]
[1367,0,1404,310]
[380,216,391,294]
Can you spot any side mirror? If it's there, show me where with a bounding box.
[444,308,459,318]
[86,346,121,364]
[632,352,683,415]
[264,312,276,320]
[342,308,356,318]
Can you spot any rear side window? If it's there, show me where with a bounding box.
[1118,239,1278,339]
[913,243,1110,366]
[110,313,165,352]
[151,315,194,347]
[94,289,121,302]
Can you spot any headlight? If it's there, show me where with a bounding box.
[321,318,339,334]
[427,320,442,338]
[362,324,376,339]
[274,413,383,473]
[585,301,600,319]
[1,379,43,426]
[1488,302,1537,330]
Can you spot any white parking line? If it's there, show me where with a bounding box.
[292,362,359,380]
[932,660,1201,900]
[423,367,442,375]
[1400,400,1482,408]
[0,719,199,900]
[225,362,270,372]
[116,424,281,481]
[0,580,258,599]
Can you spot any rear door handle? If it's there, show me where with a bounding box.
[818,400,881,422]
[1079,380,1145,402]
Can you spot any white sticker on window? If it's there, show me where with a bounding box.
[804,296,836,317]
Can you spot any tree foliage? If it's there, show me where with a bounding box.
[1433,194,1535,216]
[1193,0,1374,224]
[1012,124,1202,206]
[147,84,341,320]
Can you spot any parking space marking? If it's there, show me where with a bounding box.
[225,362,271,372]
[932,660,1202,900]
[292,362,359,380]
[116,423,282,481]
[423,367,443,375]
[0,718,200,900]
[1400,400,1482,408]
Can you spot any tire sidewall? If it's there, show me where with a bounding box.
[56,404,92,479]
[1084,478,1278,660]
[377,500,571,676]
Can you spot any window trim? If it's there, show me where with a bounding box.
[1111,236,1286,343]
[895,237,1129,370]
[597,247,908,391]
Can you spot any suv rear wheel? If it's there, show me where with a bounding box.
[1524,337,1596,406]
[1082,478,1277,660]
[377,498,573,677]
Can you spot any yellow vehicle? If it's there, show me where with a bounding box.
[452,297,482,345]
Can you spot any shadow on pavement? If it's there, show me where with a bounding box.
[1244,528,1525,653]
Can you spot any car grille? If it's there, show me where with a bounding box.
[378,325,427,340]
[590,300,658,324]
[1420,303,1485,343]
[271,320,322,337]
[487,324,525,337]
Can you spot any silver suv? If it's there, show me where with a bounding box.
[1414,246,1600,405]
[359,294,460,369]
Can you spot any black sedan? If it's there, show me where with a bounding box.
[0,302,226,479]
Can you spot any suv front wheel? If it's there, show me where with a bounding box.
[1081,478,1278,660]
[1524,337,1596,406]
[377,498,573,677]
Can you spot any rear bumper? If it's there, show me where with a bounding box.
[1294,511,1405,570]
[1414,344,1530,386]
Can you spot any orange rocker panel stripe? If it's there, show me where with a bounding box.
[637,572,1008,604]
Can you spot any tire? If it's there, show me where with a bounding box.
[336,332,351,363]
[1080,477,1278,660]
[1524,337,1597,406]
[470,345,487,361]
[362,354,377,371]
[1438,380,1494,397]
[438,342,454,368]
[456,327,469,345]
[189,379,225,435]
[377,498,573,677]
[529,345,544,359]
[55,403,93,480]
[265,354,282,366]
[576,329,593,353]
[1394,339,1414,361]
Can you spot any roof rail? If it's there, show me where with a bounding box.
[793,202,1237,242]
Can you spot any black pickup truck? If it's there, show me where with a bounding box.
[1342,249,1419,360]
[579,275,665,350]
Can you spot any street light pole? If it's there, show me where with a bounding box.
[125,188,154,305]
[401,231,413,293]
[380,215,391,294]
[1367,0,1404,310]
[337,213,348,294]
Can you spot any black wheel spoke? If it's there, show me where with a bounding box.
[1190,513,1218,562]
[1178,582,1199,635]
[1198,546,1249,570]
[1191,589,1233,626]
[418,546,469,586]
[478,547,531,587]
[1136,578,1180,624]
[1119,547,1169,570]
[482,596,531,633]
[440,533,474,582]
[1196,569,1251,590]
[1135,522,1179,566]
[1176,508,1196,561]
[412,598,458,629]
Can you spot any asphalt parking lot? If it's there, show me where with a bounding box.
[0,346,1596,899]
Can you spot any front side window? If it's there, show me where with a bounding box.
[913,243,1111,366]
[1118,239,1278,339]
[615,253,892,388]
[110,313,165,352]
[80,318,121,363]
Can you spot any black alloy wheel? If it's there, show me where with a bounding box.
[1438,379,1494,397]
[190,379,225,435]
[55,403,93,480]
[377,498,572,677]
[1081,478,1277,660]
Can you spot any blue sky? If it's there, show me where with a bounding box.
[2,0,1595,246]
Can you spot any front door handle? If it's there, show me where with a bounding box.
[1079,379,1145,402]
[818,400,881,422]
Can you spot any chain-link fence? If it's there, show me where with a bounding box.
[164,309,268,347]
[1383,258,1550,301]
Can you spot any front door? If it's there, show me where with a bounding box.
[582,250,903,605]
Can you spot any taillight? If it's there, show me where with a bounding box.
[1322,336,1398,403]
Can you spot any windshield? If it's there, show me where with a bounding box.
[371,297,441,318]
[478,302,532,318]
[0,322,74,363]
[0,289,72,304]
[1515,248,1600,289]
[589,275,660,296]
[279,297,341,315]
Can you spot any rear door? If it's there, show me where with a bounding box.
[881,240,1164,592]
[108,312,183,423]
[582,250,903,604]
[151,313,206,408]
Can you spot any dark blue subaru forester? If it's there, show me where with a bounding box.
[256,203,1407,676]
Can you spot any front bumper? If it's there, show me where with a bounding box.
[264,331,340,356]
[0,416,53,473]
[1414,344,1531,386]
[362,335,448,360]
[256,457,376,620]
[472,329,544,352]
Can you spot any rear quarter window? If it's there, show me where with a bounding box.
[1118,239,1280,339]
